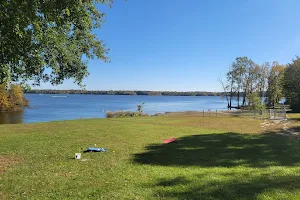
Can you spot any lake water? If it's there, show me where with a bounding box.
[0,94,229,124]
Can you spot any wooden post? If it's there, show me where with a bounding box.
[203,110,204,117]
[216,110,217,117]
[259,110,262,116]
[284,109,287,119]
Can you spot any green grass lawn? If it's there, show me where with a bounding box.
[1,114,300,199]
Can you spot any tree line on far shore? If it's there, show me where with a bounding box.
[25,89,224,97]
[221,56,300,112]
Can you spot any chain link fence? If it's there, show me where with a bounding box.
[201,108,288,120]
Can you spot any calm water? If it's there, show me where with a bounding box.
[0,94,229,124]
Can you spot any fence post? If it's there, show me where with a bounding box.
[284,109,287,119]
[203,110,204,117]
[216,110,217,117]
[260,110,262,119]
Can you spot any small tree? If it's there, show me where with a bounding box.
[0,85,10,111]
[266,62,285,108]
[0,84,28,112]
[249,92,265,112]
[137,102,145,113]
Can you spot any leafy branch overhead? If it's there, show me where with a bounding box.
[0,0,114,86]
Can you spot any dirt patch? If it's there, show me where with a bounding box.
[0,155,23,174]
[261,119,300,136]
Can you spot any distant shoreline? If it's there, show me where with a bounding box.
[25,90,224,97]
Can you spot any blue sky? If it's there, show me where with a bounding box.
[37,0,300,91]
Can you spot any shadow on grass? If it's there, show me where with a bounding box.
[155,177,190,187]
[151,173,300,200]
[291,118,300,122]
[134,132,300,199]
[133,132,300,167]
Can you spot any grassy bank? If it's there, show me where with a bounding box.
[1,113,300,199]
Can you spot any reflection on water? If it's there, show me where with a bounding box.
[0,110,24,125]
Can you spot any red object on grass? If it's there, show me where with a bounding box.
[163,138,177,144]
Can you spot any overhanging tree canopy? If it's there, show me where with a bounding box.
[0,0,112,86]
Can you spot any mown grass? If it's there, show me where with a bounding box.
[1,114,300,199]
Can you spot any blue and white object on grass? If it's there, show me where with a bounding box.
[87,147,107,152]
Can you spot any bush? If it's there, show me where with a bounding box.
[106,103,149,118]
[0,84,29,112]
[106,111,134,118]
[249,92,265,111]
[106,111,149,118]
[0,85,10,111]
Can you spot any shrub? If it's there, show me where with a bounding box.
[0,84,29,112]
[106,103,149,118]
[106,111,134,118]
[0,85,10,111]
[249,92,265,111]
[137,102,144,112]
[106,111,149,118]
